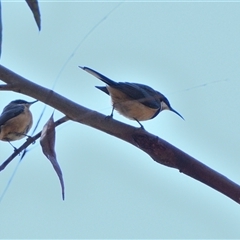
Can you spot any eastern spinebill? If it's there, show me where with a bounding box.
[79,66,184,128]
[0,99,37,143]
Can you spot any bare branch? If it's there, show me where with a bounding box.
[0,64,240,204]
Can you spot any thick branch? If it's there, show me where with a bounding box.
[0,64,240,204]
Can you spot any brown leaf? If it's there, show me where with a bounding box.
[25,0,41,30]
[40,113,65,200]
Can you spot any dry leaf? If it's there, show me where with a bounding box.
[40,113,65,200]
[25,0,41,30]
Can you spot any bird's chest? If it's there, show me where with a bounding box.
[107,87,159,121]
[1,110,33,141]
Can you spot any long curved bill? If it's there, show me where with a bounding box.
[29,100,38,105]
[170,107,184,120]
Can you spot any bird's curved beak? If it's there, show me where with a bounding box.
[170,107,184,120]
[29,100,38,105]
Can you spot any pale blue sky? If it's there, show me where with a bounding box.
[0,1,240,238]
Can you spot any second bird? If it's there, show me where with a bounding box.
[0,99,37,142]
[80,66,184,128]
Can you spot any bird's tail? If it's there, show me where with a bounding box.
[95,86,109,95]
[79,66,117,86]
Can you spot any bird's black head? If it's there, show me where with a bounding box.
[161,97,184,120]
[10,99,38,105]
[11,99,29,105]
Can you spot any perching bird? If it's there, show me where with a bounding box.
[0,99,37,143]
[79,66,184,128]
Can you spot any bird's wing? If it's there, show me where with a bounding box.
[80,66,162,109]
[0,105,24,126]
[80,66,117,87]
[114,82,161,109]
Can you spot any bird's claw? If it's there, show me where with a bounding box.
[26,136,35,145]
[105,114,113,120]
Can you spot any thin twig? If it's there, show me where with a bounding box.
[0,116,69,171]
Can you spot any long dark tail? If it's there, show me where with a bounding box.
[79,66,117,86]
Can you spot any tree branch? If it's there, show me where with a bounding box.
[0,116,69,171]
[0,84,14,90]
[0,64,240,204]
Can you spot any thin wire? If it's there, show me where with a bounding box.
[168,78,229,95]
[0,159,22,202]
[52,1,124,89]
[0,2,124,202]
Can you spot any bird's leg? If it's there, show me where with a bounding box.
[7,141,17,151]
[105,107,115,119]
[134,118,145,129]
[109,106,115,118]
[22,134,35,144]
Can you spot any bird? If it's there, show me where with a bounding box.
[0,99,38,146]
[79,66,184,128]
